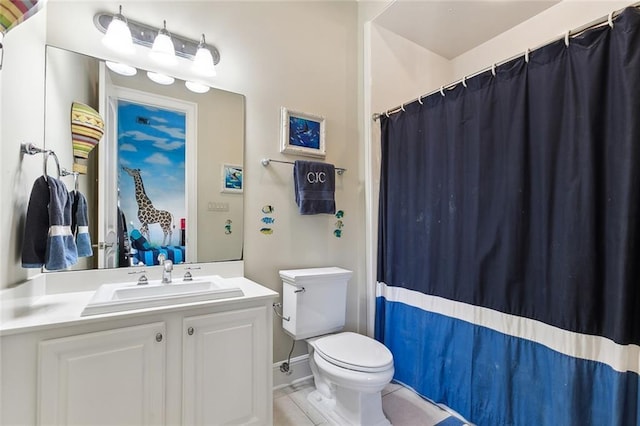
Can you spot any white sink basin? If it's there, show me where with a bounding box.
[81,275,244,316]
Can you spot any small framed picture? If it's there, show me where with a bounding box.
[280,107,326,158]
[221,164,243,193]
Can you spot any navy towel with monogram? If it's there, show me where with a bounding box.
[293,160,336,215]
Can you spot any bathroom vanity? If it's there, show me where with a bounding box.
[0,262,278,425]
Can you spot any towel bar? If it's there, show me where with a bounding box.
[261,158,346,175]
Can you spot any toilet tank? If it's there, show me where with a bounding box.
[280,267,352,340]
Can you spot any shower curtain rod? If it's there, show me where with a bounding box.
[372,2,640,121]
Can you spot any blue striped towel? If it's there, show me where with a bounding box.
[45,177,77,270]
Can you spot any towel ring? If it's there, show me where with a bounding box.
[43,150,61,181]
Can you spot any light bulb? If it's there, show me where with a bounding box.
[147,71,175,85]
[185,81,210,94]
[191,34,216,77]
[150,20,177,66]
[102,6,134,55]
[106,61,137,76]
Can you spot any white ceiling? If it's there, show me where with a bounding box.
[373,1,560,59]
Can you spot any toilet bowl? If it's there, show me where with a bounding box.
[279,267,395,426]
[306,332,394,426]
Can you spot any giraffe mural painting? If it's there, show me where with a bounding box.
[117,100,186,251]
[122,166,174,245]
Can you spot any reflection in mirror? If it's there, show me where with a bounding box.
[44,46,245,271]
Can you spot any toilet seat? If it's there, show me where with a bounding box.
[314,332,393,373]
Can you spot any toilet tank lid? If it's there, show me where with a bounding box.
[279,267,352,284]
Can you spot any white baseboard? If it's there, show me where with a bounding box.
[273,354,312,389]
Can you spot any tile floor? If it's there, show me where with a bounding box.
[273,378,459,426]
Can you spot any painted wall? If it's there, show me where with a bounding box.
[1,1,360,364]
[0,10,47,286]
[451,0,633,81]
[370,25,452,114]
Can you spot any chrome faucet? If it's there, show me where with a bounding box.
[157,254,173,284]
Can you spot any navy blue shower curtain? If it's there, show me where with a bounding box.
[376,7,640,425]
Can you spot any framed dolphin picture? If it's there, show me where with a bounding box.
[280,107,326,158]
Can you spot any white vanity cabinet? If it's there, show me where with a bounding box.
[0,279,276,426]
[38,322,167,425]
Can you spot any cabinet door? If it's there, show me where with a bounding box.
[183,307,270,425]
[38,322,166,426]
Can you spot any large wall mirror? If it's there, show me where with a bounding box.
[44,46,244,271]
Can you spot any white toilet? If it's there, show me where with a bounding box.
[280,267,394,426]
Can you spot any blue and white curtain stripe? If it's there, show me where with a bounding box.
[377,285,640,425]
[376,7,640,425]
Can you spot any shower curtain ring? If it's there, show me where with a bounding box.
[608,11,614,28]
[462,76,467,88]
[401,104,405,112]
[418,96,423,105]
[491,64,496,77]
[524,48,530,63]
[440,86,445,97]
[564,31,570,47]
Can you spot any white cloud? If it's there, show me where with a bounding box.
[153,140,185,151]
[151,124,185,139]
[120,143,138,152]
[144,153,172,166]
[151,116,169,124]
[119,130,167,144]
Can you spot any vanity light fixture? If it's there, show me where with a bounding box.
[147,71,175,85]
[149,20,177,66]
[94,11,220,85]
[192,34,216,77]
[94,11,220,64]
[101,5,135,55]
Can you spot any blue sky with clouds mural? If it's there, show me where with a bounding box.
[117,100,186,246]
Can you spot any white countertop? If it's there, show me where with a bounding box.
[0,273,278,336]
